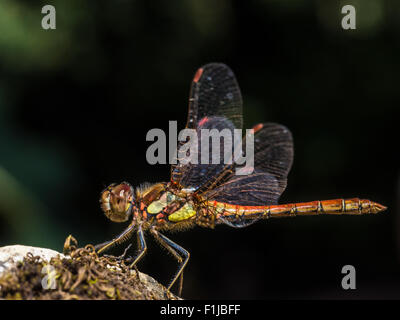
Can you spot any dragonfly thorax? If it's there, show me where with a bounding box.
[100,181,198,228]
[139,184,197,225]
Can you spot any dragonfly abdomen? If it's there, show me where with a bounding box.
[212,198,386,220]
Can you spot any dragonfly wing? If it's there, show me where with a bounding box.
[172,116,235,191]
[203,170,282,206]
[186,63,243,130]
[251,122,294,190]
[217,216,261,228]
[170,64,294,207]
[202,123,293,205]
[171,63,243,190]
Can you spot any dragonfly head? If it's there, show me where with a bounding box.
[100,182,134,222]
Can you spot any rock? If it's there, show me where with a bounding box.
[0,245,64,275]
[0,244,180,300]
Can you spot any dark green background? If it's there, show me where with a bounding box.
[0,0,398,299]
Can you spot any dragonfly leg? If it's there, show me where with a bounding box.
[129,226,147,268]
[95,223,136,255]
[150,227,189,296]
[150,228,184,295]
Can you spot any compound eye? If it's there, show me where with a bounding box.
[100,182,134,222]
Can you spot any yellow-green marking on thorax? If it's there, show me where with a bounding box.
[147,192,176,214]
[168,203,196,222]
[147,199,166,214]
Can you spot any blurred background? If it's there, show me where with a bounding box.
[0,0,398,299]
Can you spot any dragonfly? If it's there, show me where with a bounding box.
[95,63,386,296]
